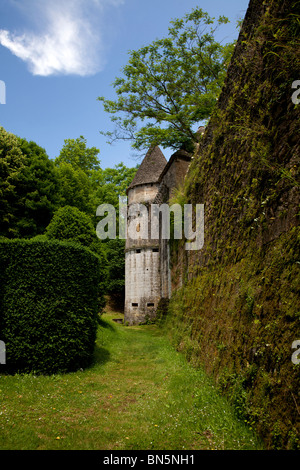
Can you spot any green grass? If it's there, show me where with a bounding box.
[0,313,263,450]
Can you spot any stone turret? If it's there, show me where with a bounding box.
[124,146,167,325]
[124,145,192,325]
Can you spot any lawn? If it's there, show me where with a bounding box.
[0,313,263,450]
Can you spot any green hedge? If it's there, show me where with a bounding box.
[0,239,102,374]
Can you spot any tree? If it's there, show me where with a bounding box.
[54,135,101,216]
[15,138,59,237]
[98,8,235,152]
[91,162,138,209]
[56,162,93,215]
[0,127,25,237]
[55,136,101,175]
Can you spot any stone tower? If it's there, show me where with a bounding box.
[124,146,167,325]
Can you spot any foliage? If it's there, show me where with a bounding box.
[0,238,101,374]
[14,138,59,237]
[98,7,235,151]
[44,205,108,311]
[92,162,138,209]
[0,125,137,312]
[165,228,300,449]
[55,136,100,175]
[102,238,125,310]
[55,162,93,215]
[54,135,101,215]
[45,205,96,247]
[0,127,26,237]
[91,163,138,309]
[92,162,138,238]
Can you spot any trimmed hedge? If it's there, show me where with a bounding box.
[0,238,102,374]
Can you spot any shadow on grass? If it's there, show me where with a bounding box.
[97,315,118,332]
[92,344,111,367]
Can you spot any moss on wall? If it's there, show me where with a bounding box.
[164,0,300,449]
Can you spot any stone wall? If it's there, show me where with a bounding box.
[154,150,192,302]
[163,0,300,449]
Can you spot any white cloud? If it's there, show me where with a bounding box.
[0,0,124,76]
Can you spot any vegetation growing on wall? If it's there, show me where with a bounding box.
[163,0,300,450]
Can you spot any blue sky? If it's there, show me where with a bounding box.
[0,0,250,169]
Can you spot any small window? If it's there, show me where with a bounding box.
[136,249,141,253]
[152,248,159,252]
[132,303,138,307]
[147,303,155,307]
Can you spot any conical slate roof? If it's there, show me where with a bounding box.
[127,146,167,191]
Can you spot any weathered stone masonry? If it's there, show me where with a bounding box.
[124,146,191,325]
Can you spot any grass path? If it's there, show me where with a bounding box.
[0,313,263,450]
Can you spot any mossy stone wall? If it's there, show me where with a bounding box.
[164,0,300,449]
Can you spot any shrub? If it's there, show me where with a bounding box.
[45,205,96,247]
[0,238,102,374]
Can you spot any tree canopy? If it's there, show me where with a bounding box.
[0,129,59,238]
[56,162,93,215]
[55,136,101,175]
[92,162,138,209]
[15,138,59,237]
[0,127,25,237]
[98,8,235,152]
